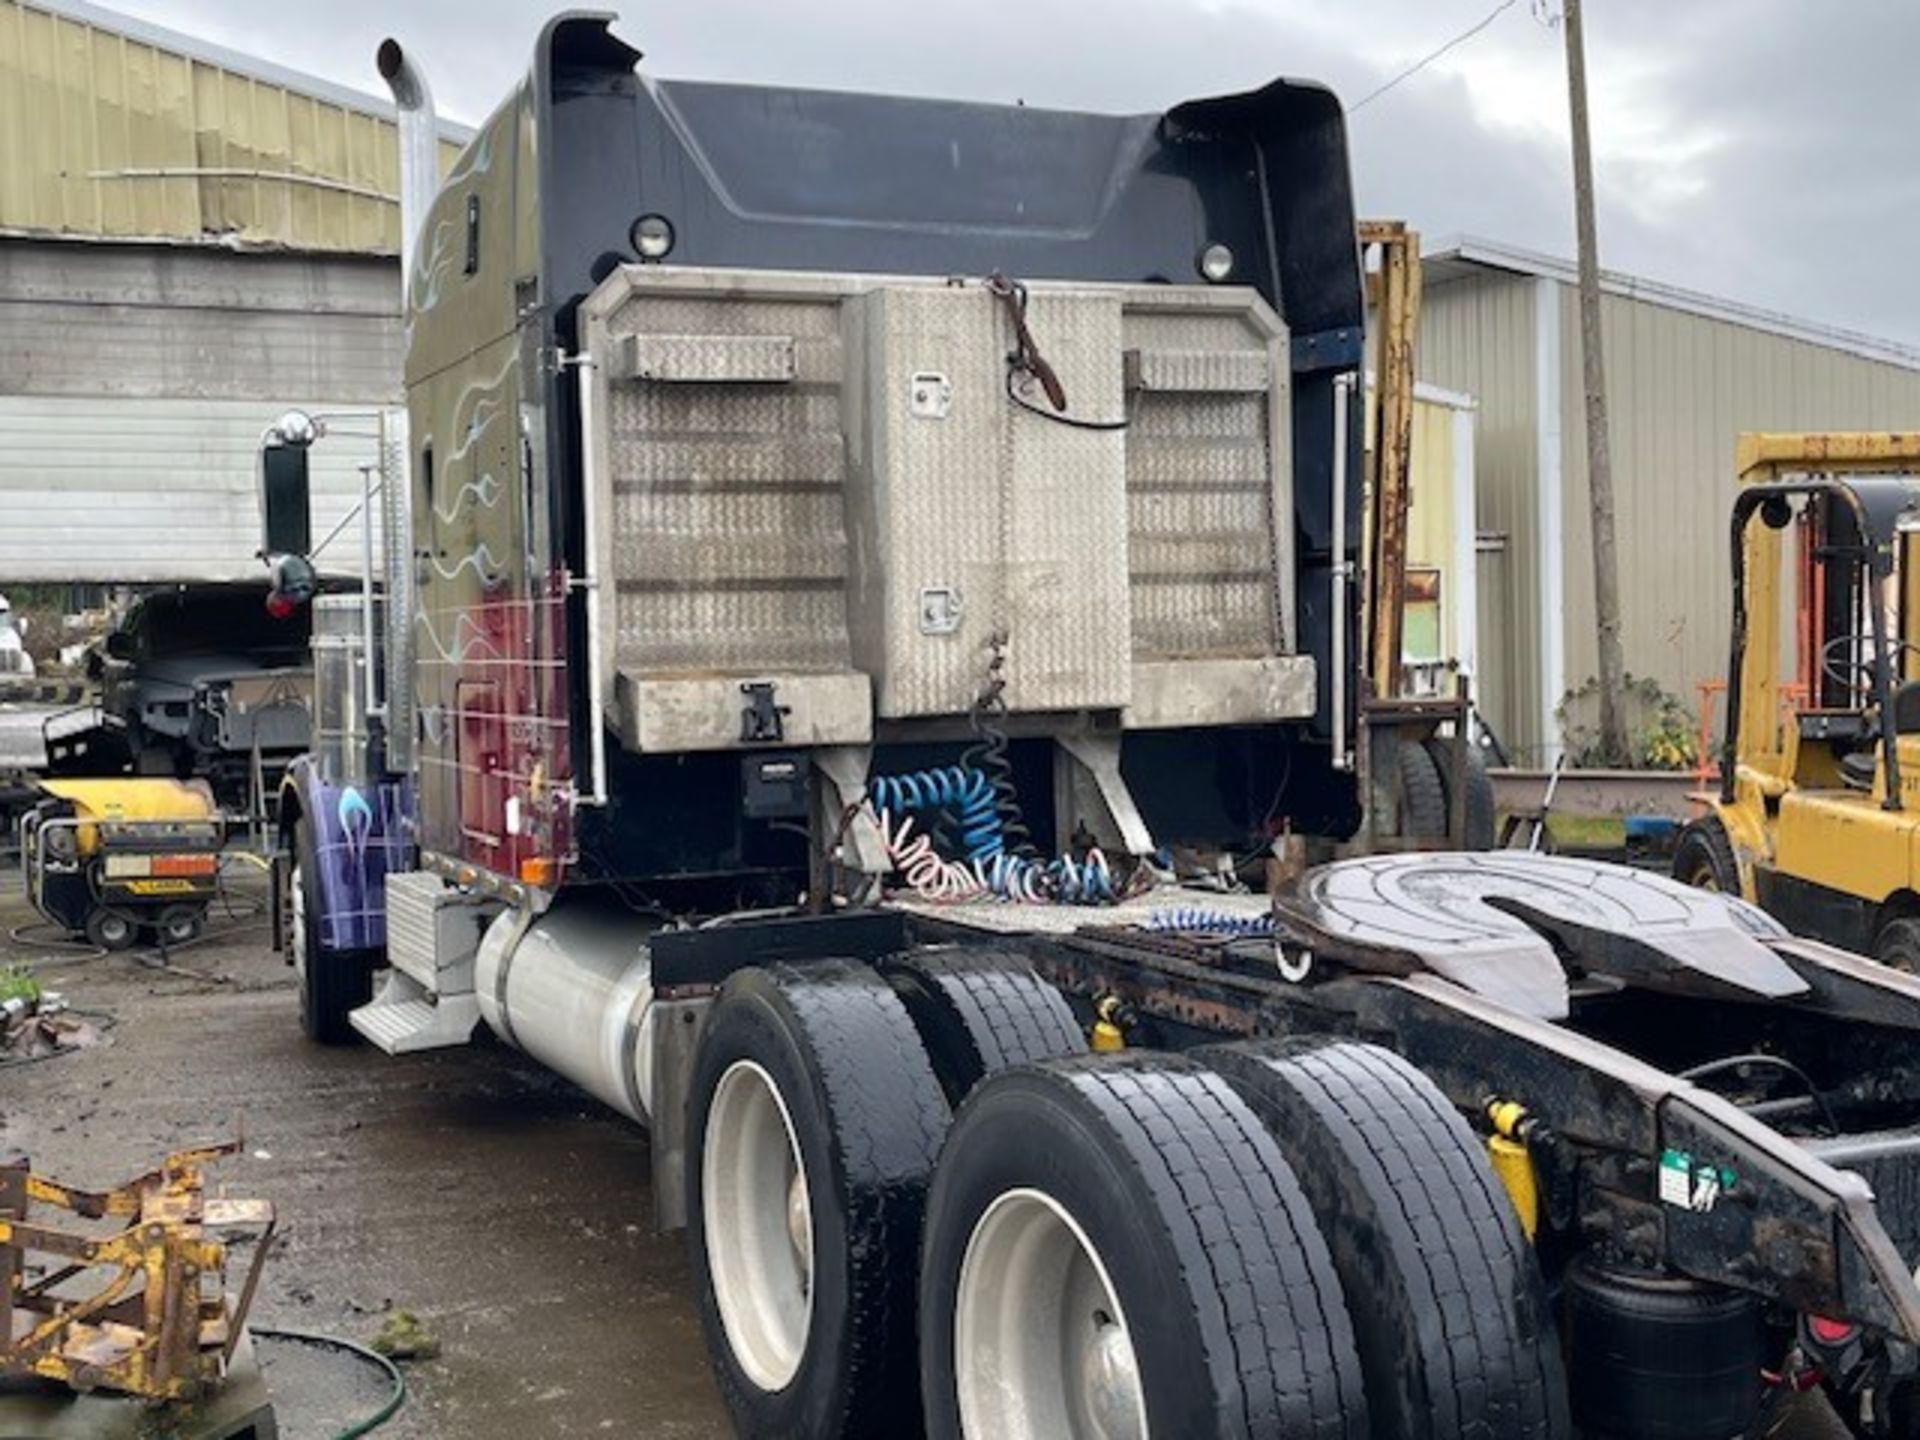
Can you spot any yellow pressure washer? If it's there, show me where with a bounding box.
[21,778,222,950]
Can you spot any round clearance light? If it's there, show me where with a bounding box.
[631,213,676,261]
[1198,242,1235,283]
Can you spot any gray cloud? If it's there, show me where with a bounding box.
[107,0,1920,344]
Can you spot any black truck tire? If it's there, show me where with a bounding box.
[918,1054,1369,1440]
[1874,916,1920,973]
[1201,1038,1571,1440]
[880,948,1085,1105]
[1398,740,1449,840]
[1674,817,1740,894]
[1425,735,1497,850]
[686,960,948,1440]
[291,818,374,1044]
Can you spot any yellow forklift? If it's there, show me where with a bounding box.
[1678,432,1920,964]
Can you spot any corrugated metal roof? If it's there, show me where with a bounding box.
[1425,234,1920,374]
[0,0,470,254]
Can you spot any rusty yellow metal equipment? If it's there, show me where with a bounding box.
[1360,218,1424,693]
[1,1141,273,1401]
[1354,221,1487,850]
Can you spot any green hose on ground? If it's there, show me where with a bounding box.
[251,1325,407,1439]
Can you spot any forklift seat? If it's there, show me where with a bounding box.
[1896,681,1920,735]
[1841,750,1878,789]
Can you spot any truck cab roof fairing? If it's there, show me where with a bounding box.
[523,12,1363,340]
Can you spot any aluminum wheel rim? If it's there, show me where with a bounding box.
[703,1059,814,1391]
[955,1187,1147,1440]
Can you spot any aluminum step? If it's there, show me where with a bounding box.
[350,973,480,1054]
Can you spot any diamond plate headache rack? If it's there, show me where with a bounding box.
[1,1139,274,1401]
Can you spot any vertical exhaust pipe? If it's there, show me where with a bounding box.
[376,37,439,306]
[374,38,435,771]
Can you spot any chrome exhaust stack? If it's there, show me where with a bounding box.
[376,37,439,306]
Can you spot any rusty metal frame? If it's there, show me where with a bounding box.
[1,1141,274,1400]
[1359,219,1423,699]
[901,907,1920,1346]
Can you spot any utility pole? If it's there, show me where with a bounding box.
[1562,0,1631,763]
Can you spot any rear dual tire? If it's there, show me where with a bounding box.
[1201,1039,1571,1440]
[919,1054,1370,1440]
[686,961,948,1439]
[687,959,1566,1440]
[686,951,1086,1438]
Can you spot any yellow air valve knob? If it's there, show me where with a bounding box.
[1090,996,1127,1053]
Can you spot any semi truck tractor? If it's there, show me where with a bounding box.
[265,13,1920,1437]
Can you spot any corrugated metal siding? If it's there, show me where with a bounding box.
[0,240,401,582]
[0,395,387,581]
[0,0,460,253]
[1416,272,1539,755]
[0,239,401,400]
[1556,285,1920,744]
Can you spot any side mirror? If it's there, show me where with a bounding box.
[104,630,135,662]
[260,410,317,559]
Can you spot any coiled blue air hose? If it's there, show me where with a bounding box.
[869,766,1004,863]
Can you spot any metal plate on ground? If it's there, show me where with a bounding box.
[0,1330,275,1439]
[1275,851,1804,1021]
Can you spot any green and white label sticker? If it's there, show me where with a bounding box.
[1659,1148,1737,1213]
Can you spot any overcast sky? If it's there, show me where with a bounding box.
[113,0,1920,346]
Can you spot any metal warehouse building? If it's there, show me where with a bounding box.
[0,0,464,583]
[1418,237,1920,765]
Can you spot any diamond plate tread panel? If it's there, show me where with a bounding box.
[1131,577,1275,658]
[352,998,439,1048]
[1124,347,1270,393]
[1124,386,1278,659]
[615,586,851,672]
[1127,437,1271,488]
[613,488,849,586]
[856,286,1132,718]
[614,332,797,384]
[1128,390,1267,438]
[350,994,481,1054]
[613,530,847,585]
[383,871,447,983]
[604,285,854,680]
[615,385,842,437]
[583,269,1300,739]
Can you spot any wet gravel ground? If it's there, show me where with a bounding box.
[0,868,728,1439]
[0,865,1853,1439]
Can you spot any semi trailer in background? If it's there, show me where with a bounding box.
[264,14,1920,1437]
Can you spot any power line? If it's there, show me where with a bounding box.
[1349,0,1520,115]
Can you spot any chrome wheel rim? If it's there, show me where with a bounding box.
[703,1059,814,1391]
[955,1187,1147,1440]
